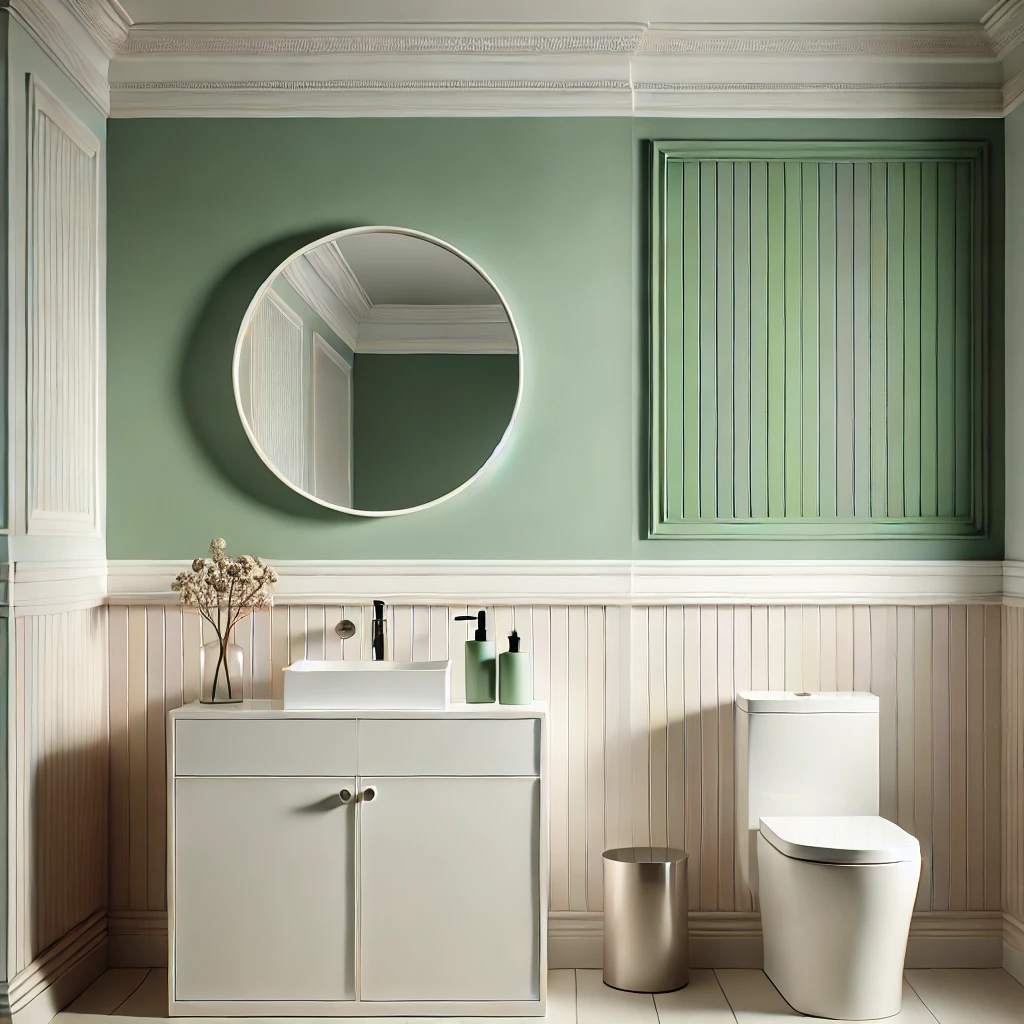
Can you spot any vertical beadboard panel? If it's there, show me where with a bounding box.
[244,290,306,489]
[15,608,107,968]
[107,599,1001,929]
[26,81,100,536]
[1004,606,1024,928]
[652,144,986,538]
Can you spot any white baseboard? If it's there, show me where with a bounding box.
[1004,914,1024,986]
[548,910,1004,971]
[107,911,167,969]
[0,912,108,1024]
[107,908,1006,973]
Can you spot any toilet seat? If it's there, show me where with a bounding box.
[759,815,920,865]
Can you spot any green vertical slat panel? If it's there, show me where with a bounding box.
[903,162,923,519]
[954,160,973,518]
[886,162,905,518]
[733,160,752,519]
[835,162,855,518]
[817,163,837,519]
[784,162,803,517]
[681,160,702,520]
[801,161,820,517]
[663,157,685,522]
[936,161,956,518]
[869,161,889,519]
[749,161,770,520]
[853,162,872,518]
[767,160,787,518]
[971,157,985,528]
[920,161,939,518]
[698,161,718,519]
[716,161,735,519]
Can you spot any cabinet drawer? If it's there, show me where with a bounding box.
[174,719,356,776]
[357,719,539,776]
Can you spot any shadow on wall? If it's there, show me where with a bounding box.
[179,230,347,521]
[30,742,108,968]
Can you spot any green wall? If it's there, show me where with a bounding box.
[1006,102,1024,561]
[352,353,518,511]
[106,117,1003,560]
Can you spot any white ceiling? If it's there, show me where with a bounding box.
[336,234,499,307]
[117,0,999,28]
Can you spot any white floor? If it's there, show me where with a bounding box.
[54,967,1024,1024]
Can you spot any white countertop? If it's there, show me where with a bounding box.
[170,699,547,720]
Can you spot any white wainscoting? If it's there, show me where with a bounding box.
[3,607,108,1021]
[1003,604,1024,979]
[106,578,1004,969]
[25,77,101,540]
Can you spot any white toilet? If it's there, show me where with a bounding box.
[736,691,921,1020]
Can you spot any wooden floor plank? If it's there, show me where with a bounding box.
[905,969,1024,1024]
[65,970,150,1015]
[715,970,937,1023]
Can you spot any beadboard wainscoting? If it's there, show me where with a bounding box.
[1001,597,1024,983]
[3,605,109,1024]
[105,562,1007,970]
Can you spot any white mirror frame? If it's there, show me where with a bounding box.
[232,226,524,517]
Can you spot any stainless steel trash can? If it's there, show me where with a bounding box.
[602,847,688,993]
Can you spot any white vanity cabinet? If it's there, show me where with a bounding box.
[168,703,547,1017]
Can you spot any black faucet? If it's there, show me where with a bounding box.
[370,600,388,661]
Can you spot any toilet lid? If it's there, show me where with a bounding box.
[759,815,921,865]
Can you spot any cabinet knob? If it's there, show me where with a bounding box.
[361,786,377,803]
[338,789,353,804]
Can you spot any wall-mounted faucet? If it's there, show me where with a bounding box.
[370,600,388,661]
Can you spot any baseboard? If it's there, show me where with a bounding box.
[548,910,1004,970]
[1004,914,1024,985]
[0,912,108,1024]
[107,911,167,969]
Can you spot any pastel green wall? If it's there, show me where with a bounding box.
[106,117,1003,560]
[352,353,518,512]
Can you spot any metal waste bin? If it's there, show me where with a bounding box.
[602,847,689,993]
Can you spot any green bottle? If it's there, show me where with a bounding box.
[454,610,495,703]
[499,630,532,706]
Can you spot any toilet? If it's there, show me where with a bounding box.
[735,691,921,1021]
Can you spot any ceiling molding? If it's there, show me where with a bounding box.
[57,0,131,56]
[983,0,1024,58]
[1005,60,1024,111]
[105,19,1015,117]
[281,256,360,347]
[5,0,110,114]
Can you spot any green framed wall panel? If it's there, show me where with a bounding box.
[650,141,990,539]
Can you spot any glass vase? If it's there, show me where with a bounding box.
[200,636,244,703]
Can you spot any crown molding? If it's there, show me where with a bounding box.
[984,0,1024,58]
[57,0,130,57]
[106,19,1014,118]
[4,0,110,114]
[1005,60,1024,110]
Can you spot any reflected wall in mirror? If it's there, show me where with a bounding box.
[234,228,521,516]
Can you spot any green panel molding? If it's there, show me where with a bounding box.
[650,141,991,540]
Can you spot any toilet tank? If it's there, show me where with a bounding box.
[735,690,879,894]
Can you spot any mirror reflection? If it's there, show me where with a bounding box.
[235,228,521,515]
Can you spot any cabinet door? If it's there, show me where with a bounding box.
[173,777,355,1002]
[358,776,539,1002]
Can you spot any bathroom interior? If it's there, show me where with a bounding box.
[4,0,1024,1022]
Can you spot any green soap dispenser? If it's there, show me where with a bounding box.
[454,610,495,703]
[499,630,532,706]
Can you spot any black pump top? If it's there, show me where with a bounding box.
[373,600,385,622]
[455,609,488,641]
[508,630,521,653]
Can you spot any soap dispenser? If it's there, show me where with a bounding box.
[499,630,532,705]
[454,610,495,703]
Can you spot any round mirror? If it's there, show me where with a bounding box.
[233,227,522,516]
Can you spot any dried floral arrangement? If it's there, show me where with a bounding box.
[172,538,278,701]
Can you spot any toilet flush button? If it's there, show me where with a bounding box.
[794,692,813,697]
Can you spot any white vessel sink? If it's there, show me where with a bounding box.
[282,659,451,710]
